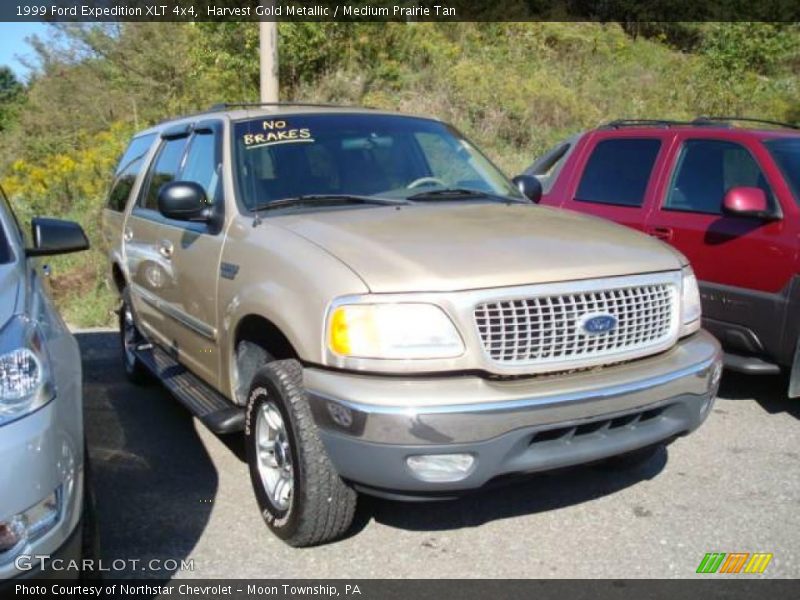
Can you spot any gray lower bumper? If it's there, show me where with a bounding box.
[0,399,84,580]
[6,518,82,582]
[305,331,722,495]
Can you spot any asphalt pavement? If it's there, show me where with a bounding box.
[77,329,800,579]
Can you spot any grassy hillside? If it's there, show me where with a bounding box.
[1,22,798,327]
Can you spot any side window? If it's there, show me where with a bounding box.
[575,138,662,207]
[107,157,145,212]
[180,131,221,205]
[139,136,189,211]
[665,139,774,214]
[106,134,156,212]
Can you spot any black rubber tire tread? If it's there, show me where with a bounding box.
[119,287,150,385]
[245,359,357,547]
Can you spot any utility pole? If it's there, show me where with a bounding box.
[259,10,279,103]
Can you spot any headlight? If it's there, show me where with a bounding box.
[327,303,464,359]
[0,316,54,426]
[680,266,702,337]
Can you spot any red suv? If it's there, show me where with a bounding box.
[529,117,800,395]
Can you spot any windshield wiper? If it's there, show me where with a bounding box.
[407,188,526,204]
[251,194,408,213]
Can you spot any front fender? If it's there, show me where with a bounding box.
[217,219,368,399]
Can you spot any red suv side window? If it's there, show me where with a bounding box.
[574,138,662,207]
[664,139,776,214]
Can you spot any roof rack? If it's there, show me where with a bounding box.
[603,116,799,130]
[207,101,368,111]
[603,119,688,129]
[692,116,799,130]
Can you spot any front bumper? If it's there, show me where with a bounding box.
[5,518,82,582]
[305,330,722,496]
[0,400,84,580]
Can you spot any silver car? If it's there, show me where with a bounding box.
[0,189,91,580]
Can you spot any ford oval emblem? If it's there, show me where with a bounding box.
[579,313,617,335]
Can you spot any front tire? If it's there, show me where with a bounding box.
[245,359,357,547]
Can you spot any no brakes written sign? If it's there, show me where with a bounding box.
[241,120,315,150]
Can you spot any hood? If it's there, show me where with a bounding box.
[272,203,684,293]
[0,263,21,329]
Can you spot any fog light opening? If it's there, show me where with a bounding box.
[0,516,27,563]
[0,489,61,565]
[406,453,475,482]
[326,401,354,428]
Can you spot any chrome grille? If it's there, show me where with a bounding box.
[474,283,676,366]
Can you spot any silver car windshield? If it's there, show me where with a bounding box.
[232,113,523,209]
[0,196,16,264]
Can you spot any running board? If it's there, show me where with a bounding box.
[135,345,245,434]
[723,352,782,375]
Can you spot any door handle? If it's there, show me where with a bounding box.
[123,228,133,242]
[648,226,674,241]
[158,239,174,259]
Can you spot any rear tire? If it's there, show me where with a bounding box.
[119,288,149,385]
[245,359,357,547]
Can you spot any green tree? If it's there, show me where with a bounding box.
[0,66,24,132]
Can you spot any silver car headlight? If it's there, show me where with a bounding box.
[327,303,464,360]
[0,316,54,426]
[680,266,702,337]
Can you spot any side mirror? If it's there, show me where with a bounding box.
[723,186,773,219]
[512,175,543,203]
[158,181,210,221]
[26,217,89,257]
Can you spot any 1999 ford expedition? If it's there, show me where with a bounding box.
[101,104,723,546]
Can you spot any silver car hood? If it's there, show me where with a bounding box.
[272,203,685,293]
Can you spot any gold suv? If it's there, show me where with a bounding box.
[102,103,722,546]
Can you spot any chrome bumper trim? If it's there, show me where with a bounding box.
[306,330,721,445]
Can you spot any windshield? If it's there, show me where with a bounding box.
[232,113,522,210]
[0,224,10,265]
[0,194,15,264]
[765,138,800,205]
